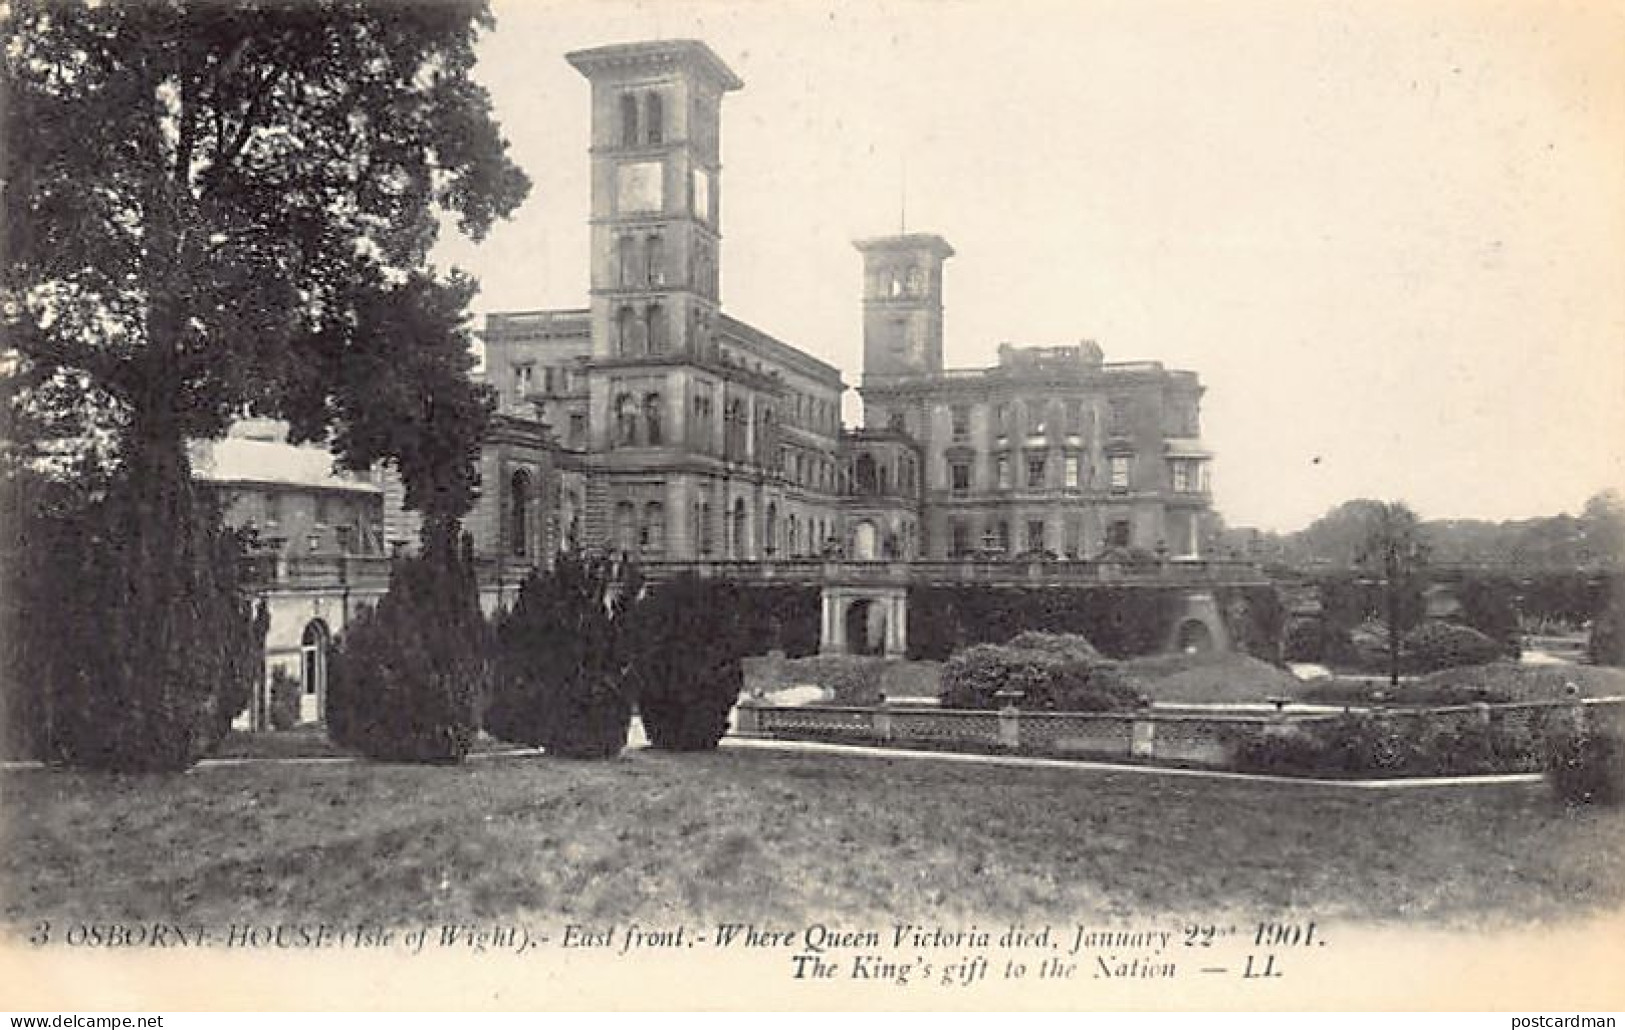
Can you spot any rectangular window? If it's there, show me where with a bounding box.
[1107,519,1132,548]
[1172,460,1190,493]
[513,364,534,398]
[1064,399,1083,434]
[1108,398,1130,435]
[951,405,970,440]
[1027,455,1046,489]
[645,235,664,286]
[950,461,971,495]
[1027,520,1046,553]
[1064,455,1080,489]
[997,456,1011,490]
[994,403,1009,438]
[568,413,587,448]
[1027,403,1046,436]
[950,519,969,558]
[1109,455,1131,491]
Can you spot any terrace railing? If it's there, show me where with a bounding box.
[734,696,1623,772]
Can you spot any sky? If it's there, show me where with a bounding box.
[429,0,1625,533]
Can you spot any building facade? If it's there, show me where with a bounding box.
[485,39,1214,565]
[855,232,1213,559]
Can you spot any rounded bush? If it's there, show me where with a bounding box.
[327,543,486,764]
[487,553,631,759]
[623,575,741,751]
[1402,622,1504,673]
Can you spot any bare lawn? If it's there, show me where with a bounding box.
[3,748,1622,929]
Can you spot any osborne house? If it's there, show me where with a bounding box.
[210,39,1246,728]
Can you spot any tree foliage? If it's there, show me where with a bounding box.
[2,1,527,768]
[4,0,527,508]
[1,461,267,769]
[1354,501,1428,686]
[621,575,743,750]
[488,553,633,759]
[327,537,487,763]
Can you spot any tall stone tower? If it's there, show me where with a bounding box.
[567,41,741,366]
[855,234,954,380]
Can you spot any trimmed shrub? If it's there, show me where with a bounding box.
[487,552,631,759]
[327,539,486,763]
[3,463,266,770]
[623,575,740,750]
[1401,622,1504,673]
[1229,707,1564,778]
[940,636,1141,713]
[268,667,302,731]
[1005,631,1102,662]
[941,644,1055,709]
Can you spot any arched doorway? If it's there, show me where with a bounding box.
[853,520,878,560]
[300,619,330,724]
[844,598,886,656]
[1176,619,1215,654]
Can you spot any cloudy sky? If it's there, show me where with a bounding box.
[431,0,1625,532]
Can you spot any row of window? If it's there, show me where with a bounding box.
[948,453,1125,494]
[946,516,1135,558]
[945,454,1209,495]
[941,397,1200,441]
[511,363,581,402]
[608,496,839,560]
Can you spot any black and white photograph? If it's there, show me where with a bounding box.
[2,0,1622,1014]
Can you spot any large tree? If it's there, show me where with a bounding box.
[3,0,527,528]
[1355,501,1429,688]
[2,0,529,768]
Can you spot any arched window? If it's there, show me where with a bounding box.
[731,498,748,559]
[643,393,663,445]
[855,453,878,494]
[614,393,637,447]
[616,306,637,356]
[642,502,665,557]
[645,234,664,286]
[509,468,531,557]
[613,501,637,553]
[646,302,665,353]
[616,235,635,287]
[644,91,663,145]
[764,502,778,556]
[619,93,639,147]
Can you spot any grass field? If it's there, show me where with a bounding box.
[4,747,1623,930]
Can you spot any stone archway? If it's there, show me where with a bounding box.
[1175,619,1215,654]
[820,584,908,657]
[844,598,883,656]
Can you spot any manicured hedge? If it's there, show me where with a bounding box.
[940,634,1143,713]
[327,538,487,763]
[487,552,631,759]
[1228,708,1578,778]
[2,470,266,769]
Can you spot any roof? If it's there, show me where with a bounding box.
[190,438,381,495]
[566,40,743,92]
